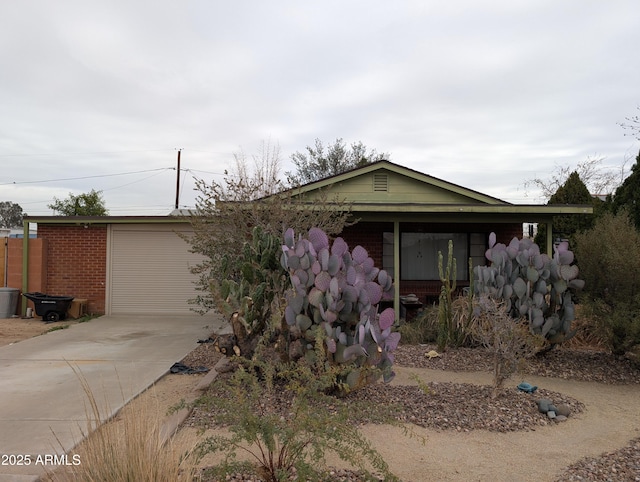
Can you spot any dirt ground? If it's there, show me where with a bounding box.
[175,366,640,482]
[0,315,87,346]
[4,318,639,481]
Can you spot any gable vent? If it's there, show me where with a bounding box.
[373,173,388,192]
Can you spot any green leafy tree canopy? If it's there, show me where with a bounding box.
[48,189,108,216]
[0,201,25,228]
[286,138,389,186]
[534,171,596,249]
[612,149,640,229]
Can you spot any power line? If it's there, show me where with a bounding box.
[102,170,170,192]
[0,148,174,158]
[0,167,173,186]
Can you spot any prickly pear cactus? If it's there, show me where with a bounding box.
[215,225,286,335]
[474,233,585,348]
[281,227,399,388]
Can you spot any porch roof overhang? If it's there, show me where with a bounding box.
[347,203,592,215]
[282,202,593,224]
[23,215,190,227]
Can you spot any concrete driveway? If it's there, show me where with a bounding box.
[0,313,226,482]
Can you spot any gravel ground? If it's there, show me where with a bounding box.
[394,344,640,385]
[180,342,640,481]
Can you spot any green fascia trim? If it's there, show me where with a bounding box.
[346,203,593,214]
[24,215,192,226]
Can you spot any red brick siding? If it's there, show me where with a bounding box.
[492,224,525,244]
[340,222,392,268]
[37,225,107,314]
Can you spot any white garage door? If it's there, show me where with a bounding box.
[107,223,206,314]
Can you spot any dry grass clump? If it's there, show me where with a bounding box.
[46,366,195,482]
[399,295,480,348]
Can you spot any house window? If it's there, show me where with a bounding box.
[401,233,468,280]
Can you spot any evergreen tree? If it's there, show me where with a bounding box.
[612,149,640,229]
[535,171,595,249]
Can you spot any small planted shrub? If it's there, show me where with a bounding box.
[194,355,399,482]
[399,304,439,344]
[280,227,399,390]
[472,296,542,397]
[474,233,584,351]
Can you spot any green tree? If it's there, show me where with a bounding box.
[0,201,25,228]
[534,171,595,249]
[48,189,108,216]
[611,149,640,229]
[286,138,389,186]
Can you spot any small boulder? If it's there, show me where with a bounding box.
[537,399,552,413]
[556,404,571,417]
[554,415,568,422]
[547,410,557,419]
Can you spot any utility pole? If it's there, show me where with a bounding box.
[174,149,182,210]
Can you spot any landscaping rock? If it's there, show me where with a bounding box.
[556,403,571,417]
[547,410,557,419]
[554,415,568,422]
[537,399,552,413]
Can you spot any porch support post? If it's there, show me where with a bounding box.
[545,220,553,255]
[393,220,400,324]
[21,220,29,315]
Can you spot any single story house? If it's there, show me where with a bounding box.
[281,161,592,312]
[19,160,591,318]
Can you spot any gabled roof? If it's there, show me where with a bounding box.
[285,160,508,206]
[276,160,592,221]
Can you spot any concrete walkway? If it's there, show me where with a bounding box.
[0,314,226,482]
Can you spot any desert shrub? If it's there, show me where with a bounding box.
[399,295,481,347]
[193,354,400,482]
[561,303,609,350]
[398,304,439,344]
[574,210,640,357]
[472,296,543,398]
[574,209,640,307]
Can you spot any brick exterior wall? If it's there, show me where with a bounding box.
[37,225,107,314]
[340,222,393,268]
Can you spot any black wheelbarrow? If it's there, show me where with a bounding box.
[23,292,74,322]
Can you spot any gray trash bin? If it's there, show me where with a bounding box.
[0,287,20,318]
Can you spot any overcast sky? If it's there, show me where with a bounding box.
[1,1,639,216]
